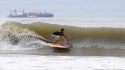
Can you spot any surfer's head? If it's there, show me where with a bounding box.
[60,28,64,33]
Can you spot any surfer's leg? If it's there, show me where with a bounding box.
[53,36,59,45]
[53,37,62,45]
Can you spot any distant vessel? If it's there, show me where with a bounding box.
[7,9,54,18]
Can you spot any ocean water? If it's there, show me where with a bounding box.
[0,18,125,70]
[0,55,125,70]
[1,18,125,28]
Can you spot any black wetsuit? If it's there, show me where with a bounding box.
[53,31,64,36]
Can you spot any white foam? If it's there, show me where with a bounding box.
[0,25,47,51]
[0,55,124,70]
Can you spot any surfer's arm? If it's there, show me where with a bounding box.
[62,36,68,44]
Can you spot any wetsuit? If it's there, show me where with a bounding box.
[52,31,64,36]
[50,31,64,42]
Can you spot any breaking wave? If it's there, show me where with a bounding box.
[1,21,125,51]
[0,22,47,50]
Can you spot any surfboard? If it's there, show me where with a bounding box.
[47,43,70,49]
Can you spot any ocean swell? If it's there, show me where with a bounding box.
[1,21,125,50]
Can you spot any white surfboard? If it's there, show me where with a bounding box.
[48,43,69,49]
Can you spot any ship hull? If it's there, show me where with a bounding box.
[7,14,54,18]
[7,10,54,18]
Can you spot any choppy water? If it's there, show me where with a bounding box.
[0,18,125,70]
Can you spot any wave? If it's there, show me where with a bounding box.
[0,22,47,50]
[1,21,125,50]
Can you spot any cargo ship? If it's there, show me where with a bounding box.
[7,9,54,18]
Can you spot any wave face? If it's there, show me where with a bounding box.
[1,21,125,49]
[1,21,125,56]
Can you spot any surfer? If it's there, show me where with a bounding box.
[51,28,67,45]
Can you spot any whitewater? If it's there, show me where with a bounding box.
[0,18,125,70]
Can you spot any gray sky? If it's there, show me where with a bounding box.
[0,0,125,18]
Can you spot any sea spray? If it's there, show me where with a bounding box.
[0,22,47,50]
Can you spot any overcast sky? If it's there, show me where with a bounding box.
[0,0,125,18]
